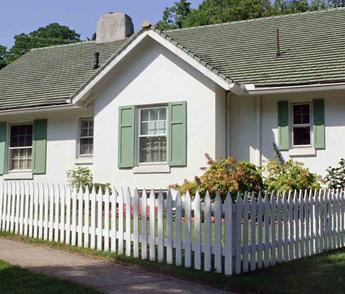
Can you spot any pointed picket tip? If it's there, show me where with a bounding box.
[257,191,262,201]
[194,191,201,202]
[215,192,222,204]
[236,191,241,203]
[205,191,211,205]
[225,192,232,205]
[175,191,181,204]
[167,189,173,202]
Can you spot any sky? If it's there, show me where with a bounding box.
[0,0,203,48]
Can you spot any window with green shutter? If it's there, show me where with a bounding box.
[313,99,325,150]
[0,122,7,175]
[118,106,135,168]
[32,119,47,174]
[278,101,289,150]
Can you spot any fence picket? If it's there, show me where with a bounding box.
[250,193,257,272]
[141,190,147,259]
[0,182,3,232]
[277,194,283,263]
[158,191,164,263]
[10,182,15,233]
[149,190,156,261]
[166,190,173,265]
[84,186,90,248]
[193,192,201,270]
[111,188,117,253]
[257,192,263,269]
[23,183,29,237]
[78,186,84,247]
[204,191,211,272]
[4,182,9,232]
[282,193,289,261]
[184,191,192,268]
[15,182,20,235]
[54,184,59,242]
[133,189,139,258]
[294,191,300,259]
[90,187,96,249]
[270,192,276,266]
[33,183,38,238]
[175,192,182,266]
[104,188,110,252]
[242,192,249,273]
[39,184,44,240]
[71,188,77,246]
[65,185,71,245]
[263,192,270,267]
[125,188,131,256]
[97,189,103,251]
[118,189,124,255]
[235,192,242,274]
[315,190,320,253]
[224,192,233,275]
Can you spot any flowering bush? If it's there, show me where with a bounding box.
[263,159,321,192]
[169,154,264,200]
[325,158,345,189]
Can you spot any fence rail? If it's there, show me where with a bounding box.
[0,181,344,275]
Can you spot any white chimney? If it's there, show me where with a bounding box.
[96,12,134,43]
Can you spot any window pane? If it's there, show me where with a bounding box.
[141,109,149,121]
[293,104,310,125]
[159,108,166,120]
[140,122,148,135]
[293,127,311,145]
[139,136,167,163]
[80,138,93,155]
[150,109,158,121]
[10,148,32,170]
[10,125,32,147]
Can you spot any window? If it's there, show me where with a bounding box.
[79,119,94,156]
[9,124,33,171]
[292,104,311,146]
[139,107,167,163]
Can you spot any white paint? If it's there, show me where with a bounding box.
[93,38,223,189]
[230,90,345,176]
[0,107,94,183]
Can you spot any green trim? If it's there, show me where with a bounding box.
[168,101,187,167]
[0,122,7,175]
[278,101,289,151]
[118,106,135,169]
[313,99,325,150]
[32,119,47,174]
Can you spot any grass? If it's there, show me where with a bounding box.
[0,258,100,294]
[2,231,345,294]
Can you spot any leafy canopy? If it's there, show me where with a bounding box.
[1,23,81,68]
[156,0,343,30]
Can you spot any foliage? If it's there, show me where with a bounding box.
[264,159,321,192]
[170,154,264,199]
[156,0,344,30]
[0,45,7,70]
[66,167,111,193]
[325,158,345,189]
[5,23,81,64]
[156,0,192,30]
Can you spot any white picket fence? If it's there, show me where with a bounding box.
[0,181,344,275]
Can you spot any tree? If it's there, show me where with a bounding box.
[156,0,192,30]
[5,23,81,64]
[0,45,8,70]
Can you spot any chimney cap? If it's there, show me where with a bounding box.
[141,21,151,29]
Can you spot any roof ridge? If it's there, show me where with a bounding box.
[166,7,345,32]
[30,40,95,51]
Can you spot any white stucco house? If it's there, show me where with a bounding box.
[0,9,344,189]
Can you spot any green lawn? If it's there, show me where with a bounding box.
[0,258,100,294]
[2,231,345,294]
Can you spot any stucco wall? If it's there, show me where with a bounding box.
[0,107,93,183]
[230,90,345,176]
[93,37,221,189]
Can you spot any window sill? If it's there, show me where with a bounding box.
[133,165,170,174]
[289,147,316,157]
[3,172,33,180]
[75,157,93,165]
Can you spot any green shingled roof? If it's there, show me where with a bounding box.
[0,8,345,111]
[0,40,126,111]
[164,8,345,87]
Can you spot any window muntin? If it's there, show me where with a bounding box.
[79,119,94,156]
[9,124,33,171]
[292,104,311,146]
[139,107,167,163]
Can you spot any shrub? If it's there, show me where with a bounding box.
[264,160,321,192]
[66,167,111,193]
[325,158,345,189]
[169,154,264,200]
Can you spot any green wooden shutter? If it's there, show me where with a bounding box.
[0,122,7,175]
[32,119,47,174]
[278,101,289,151]
[168,101,187,167]
[118,106,135,168]
[313,99,325,150]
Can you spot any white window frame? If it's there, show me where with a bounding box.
[291,103,312,148]
[137,105,168,165]
[78,118,94,157]
[8,123,33,172]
